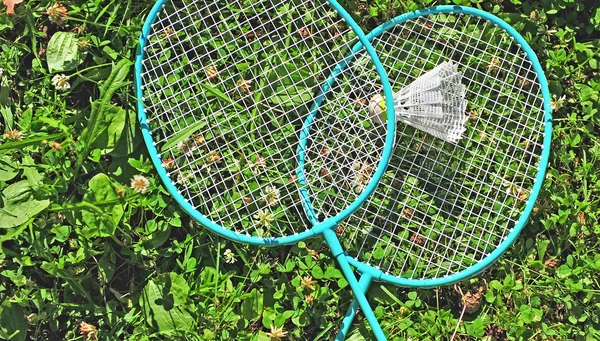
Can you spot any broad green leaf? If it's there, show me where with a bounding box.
[261,307,278,329]
[0,301,27,341]
[0,76,13,132]
[17,107,32,131]
[0,156,18,181]
[270,85,313,106]
[75,59,131,176]
[46,32,83,73]
[291,311,310,327]
[91,104,127,154]
[81,173,124,238]
[3,180,30,202]
[577,84,596,102]
[241,288,263,321]
[311,265,324,279]
[372,246,385,260]
[72,65,112,88]
[109,107,142,158]
[0,15,14,32]
[21,155,42,190]
[465,318,486,338]
[142,220,172,249]
[0,181,49,229]
[36,117,71,135]
[140,272,196,332]
[323,266,342,279]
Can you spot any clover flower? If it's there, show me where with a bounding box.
[487,57,501,73]
[161,157,176,170]
[266,325,288,341]
[254,209,275,228]
[176,171,193,186]
[176,138,193,155]
[262,185,280,207]
[49,141,62,151]
[300,275,316,291]
[51,74,70,91]
[130,175,150,193]
[4,129,23,141]
[236,78,252,93]
[46,3,68,25]
[550,94,566,111]
[205,65,218,81]
[79,321,98,341]
[223,249,237,264]
[250,155,267,175]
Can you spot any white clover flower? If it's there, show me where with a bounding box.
[262,185,280,207]
[251,155,267,175]
[51,74,70,91]
[266,325,288,340]
[176,171,192,186]
[550,94,566,111]
[130,175,150,193]
[254,209,275,228]
[223,249,236,264]
[176,138,193,155]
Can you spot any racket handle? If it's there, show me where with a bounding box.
[322,229,387,341]
[335,273,373,341]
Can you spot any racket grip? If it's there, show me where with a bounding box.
[322,229,387,341]
[335,273,373,341]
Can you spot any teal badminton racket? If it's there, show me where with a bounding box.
[135,0,399,337]
[307,6,552,340]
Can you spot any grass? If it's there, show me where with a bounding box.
[1,0,600,340]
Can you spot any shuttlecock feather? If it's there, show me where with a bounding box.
[369,61,468,143]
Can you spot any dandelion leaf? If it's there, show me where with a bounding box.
[90,104,127,154]
[140,272,196,332]
[0,301,27,341]
[0,156,18,181]
[80,173,124,238]
[0,180,49,229]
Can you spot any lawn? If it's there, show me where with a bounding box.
[1,0,600,340]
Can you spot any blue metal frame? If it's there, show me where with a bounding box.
[334,5,552,340]
[134,0,396,247]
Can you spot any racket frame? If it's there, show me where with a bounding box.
[334,5,552,340]
[343,4,552,289]
[134,0,397,246]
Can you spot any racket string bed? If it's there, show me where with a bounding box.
[338,12,546,280]
[138,0,390,239]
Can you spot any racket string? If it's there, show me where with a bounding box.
[141,0,388,237]
[340,13,546,279]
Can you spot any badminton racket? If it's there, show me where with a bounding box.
[134,0,398,337]
[308,6,552,340]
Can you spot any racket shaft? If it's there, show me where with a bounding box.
[335,273,373,341]
[323,229,387,341]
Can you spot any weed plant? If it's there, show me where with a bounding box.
[0,0,599,340]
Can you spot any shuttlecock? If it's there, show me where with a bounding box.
[368,61,468,143]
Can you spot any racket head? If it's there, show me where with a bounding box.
[336,5,552,287]
[134,0,396,245]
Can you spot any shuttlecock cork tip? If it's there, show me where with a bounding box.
[368,94,387,125]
